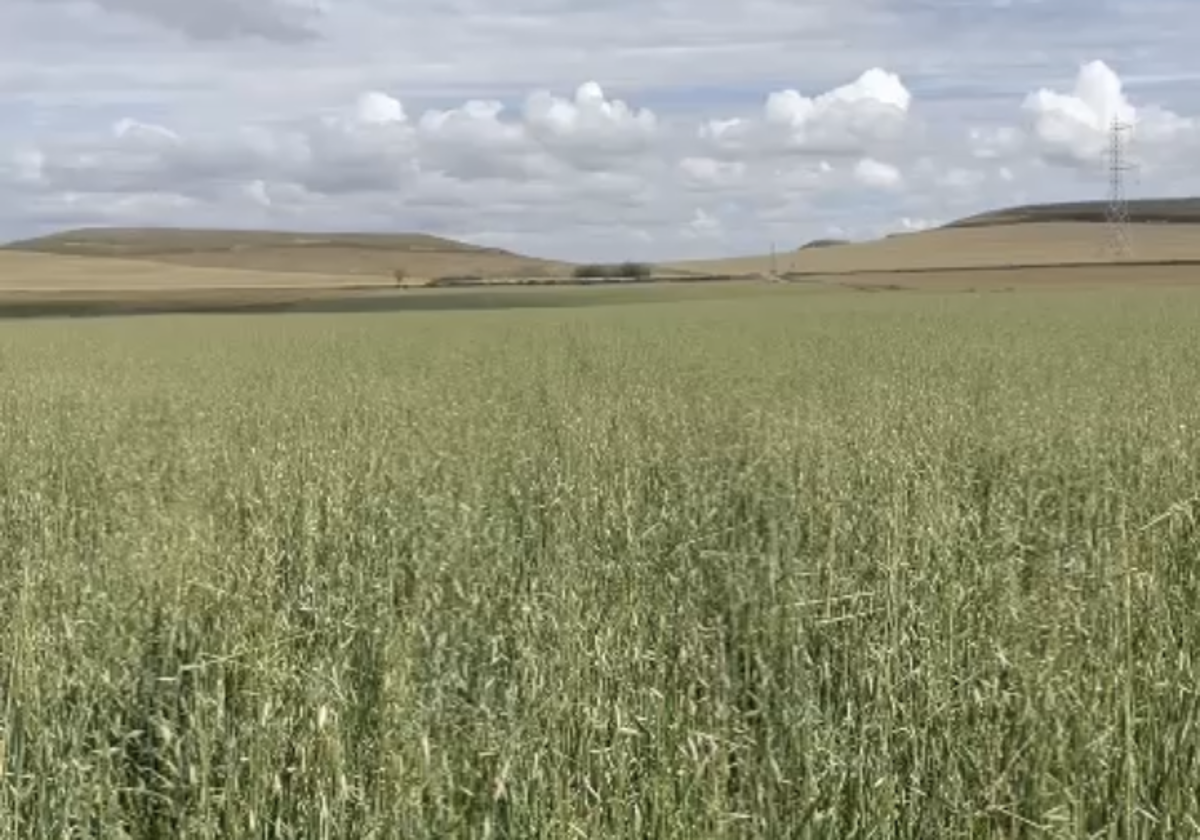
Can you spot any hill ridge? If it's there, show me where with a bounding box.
[945,197,1200,228]
[1,226,569,278]
[4,226,511,256]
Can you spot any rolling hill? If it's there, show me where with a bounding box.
[7,197,1200,293]
[671,198,1200,277]
[2,227,572,279]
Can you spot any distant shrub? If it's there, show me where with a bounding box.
[572,262,654,280]
[429,274,485,287]
[393,268,408,285]
[573,264,607,279]
[799,238,849,250]
[618,261,653,280]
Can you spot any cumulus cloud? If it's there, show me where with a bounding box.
[520,82,659,173]
[355,92,406,125]
[10,56,1200,262]
[1021,60,1199,166]
[40,0,320,42]
[701,68,912,157]
[853,157,902,190]
[4,73,923,259]
[678,157,746,190]
[14,82,667,212]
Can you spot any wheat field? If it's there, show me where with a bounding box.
[2,283,1199,838]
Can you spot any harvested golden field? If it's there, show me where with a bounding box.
[3,228,572,279]
[0,251,383,292]
[133,244,569,279]
[673,222,1200,276]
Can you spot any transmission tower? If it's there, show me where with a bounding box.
[1103,117,1135,261]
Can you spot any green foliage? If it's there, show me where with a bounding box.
[2,286,1200,837]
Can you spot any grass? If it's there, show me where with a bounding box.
[2,284,1200,837]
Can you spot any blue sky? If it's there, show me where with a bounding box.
[2,0,1200,260]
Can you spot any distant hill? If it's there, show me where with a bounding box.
[946,198,1200,228]
[2,227,571,279]
[799,238,850,249]
[670,222,1200,277]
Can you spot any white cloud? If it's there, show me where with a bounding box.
[1021,60,1200,166]
[898,216,937,232]
[243,179,272,207]
[682,208,722,240]
[678,157,746,190]
[355,92,406,126]
[3,71,895,259]
[701,68,912,157]
[7,0,1200,266]
[523,83,658,160]
[853,157,903,190]
[12,58,1200,262]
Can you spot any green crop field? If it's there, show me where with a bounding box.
[2,284,1199,838]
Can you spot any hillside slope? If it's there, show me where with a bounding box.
[670,197,1200,276]
[3,228,572,279]
[670,221,1200,276]
[947,198,1200,228]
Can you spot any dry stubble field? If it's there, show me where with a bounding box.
[671,222,1200,276]
[1,277,1200,838]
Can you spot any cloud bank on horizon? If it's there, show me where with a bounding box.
[3,0,1200,260]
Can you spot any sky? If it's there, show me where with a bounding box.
[3,0,1200,261]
